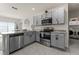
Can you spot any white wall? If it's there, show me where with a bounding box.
[69,10,79,18]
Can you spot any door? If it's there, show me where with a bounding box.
[24,32,30,45]
[47,9,52,18]
[30,32,35,43]
[37,15,42,25]
[52,8,64,24]
[56,33,65,49]
[19,35,24,48]
[14,36,19,50]
[51,33,57,47]
[57,8,64,24]
[36,32,40,42]
[52,9,58,24]
[33,16,37,26]
[9,37,15,53]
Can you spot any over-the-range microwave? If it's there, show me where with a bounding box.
[41,18,52,25]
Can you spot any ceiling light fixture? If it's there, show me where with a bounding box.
[12,6,18,10]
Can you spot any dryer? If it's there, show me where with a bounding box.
[69,27,76,38]
[75,28,79,39]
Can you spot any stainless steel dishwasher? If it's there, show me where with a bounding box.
[9,33,24,53]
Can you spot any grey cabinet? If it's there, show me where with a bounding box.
[41,10,52,19]
[35,32,40,42]
[24,32,30,45]
[9,37,15,53]
[30,32,35,43]
[37,15,41,25]
[47,10,52,18]
[51,31,65,49]
[14,36,19,50]
[24,31,35,46]
[33,16,38,26]
[57,8,64,24]
[52,8,64,24]
[52,9,58,24]
[56,34,65,49]
[19,35,24,48]
[33,15,41,26]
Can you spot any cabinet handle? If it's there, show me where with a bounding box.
[56,37,58,40]
[56,35,58,40]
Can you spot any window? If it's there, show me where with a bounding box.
[0,21,16,33]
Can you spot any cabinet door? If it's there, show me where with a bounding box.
[9,37,15,53]
[24,32,30,45]
[56,33,65,49]
[33,15,41,26]
[33,16,38,26]
[52,9,58,24]
[30,32,35,42]
[37,15,41,25]
[14,36,19,50]
[51,33,57,47]
[19,35,24,48]
[57,8,64,24]
[47,10,52,18]
[36,32,40,42]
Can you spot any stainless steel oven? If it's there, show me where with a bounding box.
[40,32,51,47]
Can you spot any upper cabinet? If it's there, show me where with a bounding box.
[33,15,42,26]
[41,10,52,19]
[33,7,65,26]
[47,9,52,18]
[52,7,65,24]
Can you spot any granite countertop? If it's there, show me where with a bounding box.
[1,30,36,35]
[1,31,25,35]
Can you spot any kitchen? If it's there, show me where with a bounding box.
[0,3,77,55]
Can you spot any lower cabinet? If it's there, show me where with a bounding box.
[14,36,19,50]
[35,32,40,42]
[24,31,35,46]
[9,37,15,53]
[24,32,30,45]
[51,32,65,49]
[19,35,24,48]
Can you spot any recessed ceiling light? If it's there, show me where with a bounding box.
[32,8,35,11]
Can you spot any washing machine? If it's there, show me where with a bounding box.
[76,29,79,39]
[69,27,76,38]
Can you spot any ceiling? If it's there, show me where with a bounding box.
[0,3,66,19]
[69,3,79,12]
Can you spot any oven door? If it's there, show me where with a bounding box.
[40,32,51,47]
[40,32,51,40]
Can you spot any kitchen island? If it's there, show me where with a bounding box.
[2,31,36,55]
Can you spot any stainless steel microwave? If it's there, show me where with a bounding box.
[41,18,52,25]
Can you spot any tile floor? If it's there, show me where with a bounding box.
[0,39,79,55]
[10,39,79,55]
